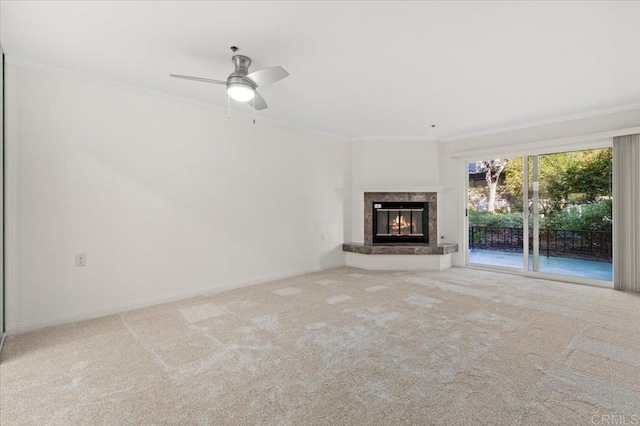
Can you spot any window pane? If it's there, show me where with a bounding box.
[390,210,400,234]
[400,211,412,235]
[412,211,423,235]
[376,211,389,235]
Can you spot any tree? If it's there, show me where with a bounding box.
[478,159,508,212]
[503,148,612,221]
[563,148,612,200]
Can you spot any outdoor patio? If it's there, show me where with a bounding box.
[469,249,613,282]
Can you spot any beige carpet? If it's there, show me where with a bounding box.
[1,267,639,425]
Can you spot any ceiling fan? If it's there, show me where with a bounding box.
[170,47,289,110]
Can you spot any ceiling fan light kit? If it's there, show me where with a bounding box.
[170,47,289,111]
[227,83,255,102]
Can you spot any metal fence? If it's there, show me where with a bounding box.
[469,226,612,261]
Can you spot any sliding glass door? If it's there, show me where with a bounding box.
[467,157,525,270]
[468,147,613,283]
[527,149,613,281]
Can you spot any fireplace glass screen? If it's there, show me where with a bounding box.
[376,209,422,236]
[373,202,429,243]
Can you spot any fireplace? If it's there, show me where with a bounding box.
[364,192,438,246]
[372,201,429,244]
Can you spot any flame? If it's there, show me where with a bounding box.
[390,214,412,234]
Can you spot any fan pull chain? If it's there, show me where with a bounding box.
[227,94,231,121]
[252,97,256,125]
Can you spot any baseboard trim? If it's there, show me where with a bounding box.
[6,263,345,335]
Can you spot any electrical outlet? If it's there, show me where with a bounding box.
[75,253,87,267]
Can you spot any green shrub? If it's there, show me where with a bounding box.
[470,201,612,232]
[469,210,524,228]
[545,200,612,232]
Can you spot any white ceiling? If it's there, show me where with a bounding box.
[2,1,640,140]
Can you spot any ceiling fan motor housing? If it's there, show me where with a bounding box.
[227,55,256,89]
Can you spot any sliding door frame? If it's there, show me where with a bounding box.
[522,157,529,272]
[532,155,540,272]
[463,160,470,267]
[0,46,5,349]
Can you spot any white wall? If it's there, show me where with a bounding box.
[7,64,639,332]
[5,65,350,332]
[438,108,640,266]
[349,139,441,243]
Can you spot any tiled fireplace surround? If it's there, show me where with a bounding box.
[363,192,438,245]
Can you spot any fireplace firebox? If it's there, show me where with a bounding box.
[372,201,429,244]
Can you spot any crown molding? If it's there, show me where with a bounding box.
[441,103,640,142]
[6,56,640,144]
[4,56,351,142]
[450,127,639,159]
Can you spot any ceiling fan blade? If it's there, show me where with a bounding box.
[246,66,289,87]
[169,74,226,84]
[251,91,268,110]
